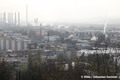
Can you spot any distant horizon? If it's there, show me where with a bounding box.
[17,16,120,25]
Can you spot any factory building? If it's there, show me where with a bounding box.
[0,36,29,51]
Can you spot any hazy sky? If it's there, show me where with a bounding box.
[0,0,120,23]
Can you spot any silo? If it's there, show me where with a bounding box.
[6,38,9,50]
[12,40,15,51]
[1,38,4,51]
[17,40,21,51]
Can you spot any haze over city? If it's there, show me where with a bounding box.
[0,0,120,24]
[1,0,120,80]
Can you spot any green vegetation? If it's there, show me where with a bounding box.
[0,60,15,80]
[0,49,120,80]
[19,64,27,70]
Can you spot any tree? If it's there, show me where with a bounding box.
[28,50,32,70]
[34,49,42,67]
[0,60,14,80]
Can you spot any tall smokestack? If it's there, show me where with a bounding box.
[11,13,13,24]
[0,13,2,24]
[3,12,6,24]
[26,4,28,25]
[14,12,16,26]
[18,12,20,26]
[8,13,10,24]
[8,12,13,24]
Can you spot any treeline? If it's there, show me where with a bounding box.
[80,53,118,76]
[0,49,119,80]
[16,49,120,80]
